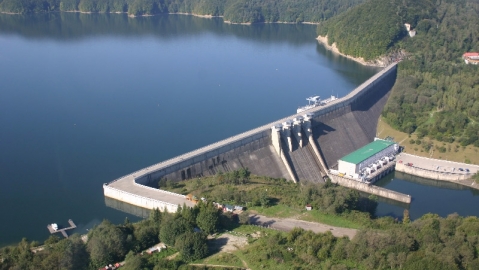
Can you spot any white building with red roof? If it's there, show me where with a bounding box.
[463,52,479,65]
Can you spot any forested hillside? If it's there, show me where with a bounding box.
[240,214,479,269]
[0,0,364,23]
[318,0,479,147]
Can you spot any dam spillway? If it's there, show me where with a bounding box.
[104,62,410,211]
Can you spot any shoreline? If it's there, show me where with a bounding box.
[395,153,479,191]
[316,35,383,67]
[0,10,319,25]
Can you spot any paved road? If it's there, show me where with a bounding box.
[397,153,479,175]
[249,214,357,239]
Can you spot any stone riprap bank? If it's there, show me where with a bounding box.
[104,63,406,210]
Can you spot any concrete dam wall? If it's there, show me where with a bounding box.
[312,67,397,169]
[104,63,405,210]
[137,63,397,185]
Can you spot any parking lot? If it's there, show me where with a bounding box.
[397,153,479,175]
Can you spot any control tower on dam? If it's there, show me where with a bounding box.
[104,63,406,211]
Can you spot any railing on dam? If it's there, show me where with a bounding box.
[104,63,400,210]
[105,62,398,187]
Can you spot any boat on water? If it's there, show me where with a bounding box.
[297,95,337,113]
[51,223,58,231]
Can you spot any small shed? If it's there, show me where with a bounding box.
[224,204,234,212]
[147,247,160,254]
[305,204,312,211]
[234,205,244,211]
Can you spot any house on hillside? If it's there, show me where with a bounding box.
[463,52,479,65]
[223,204,234,212]
[404,23,416,37]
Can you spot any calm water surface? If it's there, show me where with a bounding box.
[0,13,377,246]
[1,13,476,247]
[375,172,479,220]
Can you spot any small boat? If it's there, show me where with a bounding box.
[51,223,58,231]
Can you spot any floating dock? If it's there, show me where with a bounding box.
[47,219,76,238]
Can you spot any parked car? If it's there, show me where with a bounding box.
[459,168,464,171]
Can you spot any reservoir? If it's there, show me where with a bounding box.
[0,13,477,247]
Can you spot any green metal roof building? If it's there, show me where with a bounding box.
[340,140,395,164]
[338,139,397,176]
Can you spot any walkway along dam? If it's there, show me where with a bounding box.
[104,62,411,212]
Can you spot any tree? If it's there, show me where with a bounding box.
[238,211,250,225]
[219,212,235,229]
[133,220,158,252]
[86,220,128,268]
[159,217,193,246]
[122,251,147,270]
[239,168,251,184]
[403,209,411,224]
[196,203,220,234]
[149,207,162,226]
[175,232,208,262]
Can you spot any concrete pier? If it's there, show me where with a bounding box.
[47,219,76,238]
[395,153,479,189]
[104,63,402,209]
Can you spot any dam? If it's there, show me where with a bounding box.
[104,62,411,211]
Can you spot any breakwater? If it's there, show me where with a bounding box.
[329,173,411,204]
[395,153,479,190]
[104,63,406,209]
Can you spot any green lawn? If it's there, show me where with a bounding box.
[300,210,364,229]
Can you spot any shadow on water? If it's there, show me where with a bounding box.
[315,42,380,86]
[105,197,152,219]
[0,12,317,44]
[377,171,478,192]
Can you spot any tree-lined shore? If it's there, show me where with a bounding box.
[317,0,479,150]
[0,0,364,23]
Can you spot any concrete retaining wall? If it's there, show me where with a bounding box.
[396,163,473,181]
[103,185,180,212]
[104,197,152,218]
[329,174,411,204]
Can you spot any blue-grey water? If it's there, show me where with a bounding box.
[0,13,477,247]
[375,172,479,220]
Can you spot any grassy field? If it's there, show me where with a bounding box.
[300,210,365,229]
[377,117,479,165]
[248,204,365,229]
[161,175,367,229]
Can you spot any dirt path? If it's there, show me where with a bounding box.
[249,214,357,239]
[189,263,245,269]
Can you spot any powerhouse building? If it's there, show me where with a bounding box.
[338,139,398,177]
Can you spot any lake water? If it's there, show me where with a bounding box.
[375,171,479,220]
[1,13,477,247]
[0,13,377,246]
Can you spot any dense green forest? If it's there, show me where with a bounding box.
[239,213,479,269]
[0,174,378,270]
[3,208,479,269]
[0,202,229,269]
[317,0,479,147]
[0,0,364,23]
[3,173,479,269]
